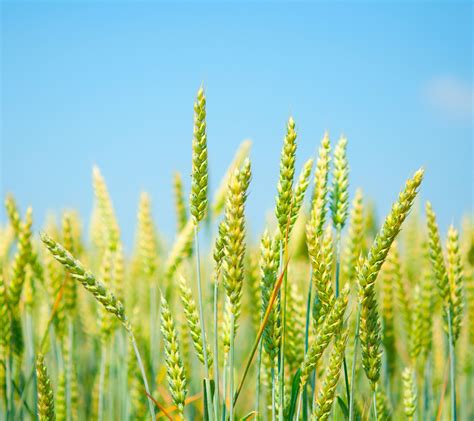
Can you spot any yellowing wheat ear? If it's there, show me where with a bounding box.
[213,139,252,217]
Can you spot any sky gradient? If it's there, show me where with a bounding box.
[1,1,472,247]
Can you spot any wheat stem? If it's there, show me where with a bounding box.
[278,239,287,421]
[213,275,220,421]
[302,266,313,420]
[194,226,214,419]
[229,312,236,420]
[372,386,378,421]
[130,334,155,420]
[349,304,361,421]
[6,350,13,420]
[66,321,73,421]
[98,346,107,421]
[271,366,277,421]
[447,308,457,421]
[334,227,351,408]
[255,340,263,419]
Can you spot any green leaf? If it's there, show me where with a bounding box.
[286,368,302,420]
[337,395,349,420]
[203,379,210,421]
[240,411,257,420]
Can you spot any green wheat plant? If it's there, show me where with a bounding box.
[0,88,471,421]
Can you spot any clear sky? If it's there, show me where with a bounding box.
[1,1,472,248]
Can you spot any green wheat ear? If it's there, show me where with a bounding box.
[222,158,251,326]
[310,226,335,327]
[212,139,252,217]
[308,132,331,239]
[330,135,349,231]
[190,86,209,225]
[173,171,189,233]
[343,189,364,285]
[288,158,313,235]
[160,292,188,419]
[260,230,282,366]
[5,193,22,236]
[213,219,227,278]
[178,275,214,369]
[8,206,33,307]
[92,166,121,252]
[358,168,424,388]
[137,192,160,279]
[425,202,461,339]
[313,329,349,421]
[36,354,56,421]
[62,211,77,315]
[426,202,450,303]
[446,225,464,342]
[402,367,417,420]
[0,275,11,354]
[41,232,130,331]
[300,284,350,389]
[275,116,297,237]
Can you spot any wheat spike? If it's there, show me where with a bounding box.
[160,293,187,419]
[190,86,209,224]
[36,354,56,421]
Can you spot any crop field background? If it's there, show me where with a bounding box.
[1,1,472,421]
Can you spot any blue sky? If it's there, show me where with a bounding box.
[1,1,472,247]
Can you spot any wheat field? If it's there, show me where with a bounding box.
[0,88,472,421]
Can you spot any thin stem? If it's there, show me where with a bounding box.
[25,311,38,421]
[232,259,289,407]
[130,333,156,421]
[334,228,351,408]
[302,266,313,421]
[468,358,473,419]
[295,389,302,421]
[98,344,107,421]
[271,366,276,421]
[256,341,263,420]
[423,357,431,420]
[149,284,157,381]
[447,308,457,421]
[66,321,73,421]
[221,357,228,421]
[334,229,341,298]
[278,240,287,421]
[213,276,220,421]
[6,347,12,421]
[194,225,214,419]
[373,386,378,421]
[349,305,361,421]
[229,313,236,420]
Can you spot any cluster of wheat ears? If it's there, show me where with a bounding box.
[0,87,473,421]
